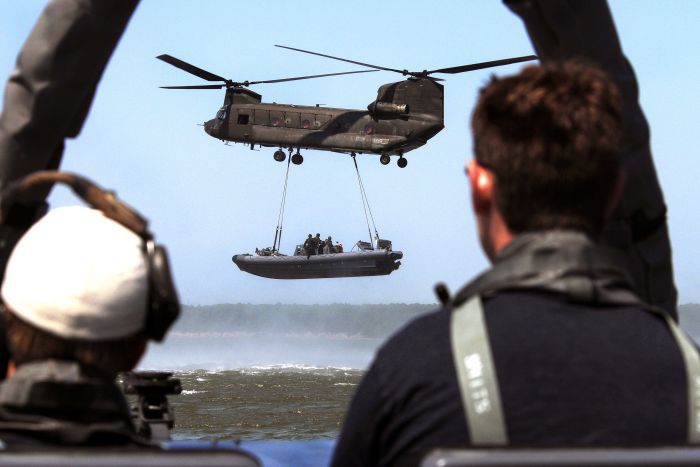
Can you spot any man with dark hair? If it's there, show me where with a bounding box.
[330,61,696,467]
[469,60,623,251]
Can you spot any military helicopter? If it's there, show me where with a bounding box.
[158,46,537,168]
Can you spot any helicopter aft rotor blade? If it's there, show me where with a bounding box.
[160,84,225,90]
[246,69,378,86]
[156,54,228,82]
[157,52,379,89]
[276,45,537,80]
[429,55,538,75]
[275,45,407,75]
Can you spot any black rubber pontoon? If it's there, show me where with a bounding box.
[232,242,402,279]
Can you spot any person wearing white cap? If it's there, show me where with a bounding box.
[0,204,175,446]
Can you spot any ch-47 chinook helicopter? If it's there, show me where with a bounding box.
[158,46,537,168]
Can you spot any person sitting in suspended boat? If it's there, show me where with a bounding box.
[324,236,333,254]
[335,242,344,253]
[314,233,323,255]
[303,234,315,259]
[376,238,393,251]
[255,247,273,257]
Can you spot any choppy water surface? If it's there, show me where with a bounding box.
[137,305,700,466]
[169,367,363,441]
[146,305,700,444]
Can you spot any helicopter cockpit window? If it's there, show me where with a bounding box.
[216,108,227,120]
[237,113,250,125]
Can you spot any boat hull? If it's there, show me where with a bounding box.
[232,250,403,279]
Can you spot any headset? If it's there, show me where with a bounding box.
[0,171,180,342]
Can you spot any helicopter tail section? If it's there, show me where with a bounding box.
[370,79,444,123]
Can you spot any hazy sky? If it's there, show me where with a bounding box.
[1,1,699,306]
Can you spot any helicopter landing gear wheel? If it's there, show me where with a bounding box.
[380,154,390,165]
[397,157,408,168]
[291,153,304,165]
[273,149,286,162]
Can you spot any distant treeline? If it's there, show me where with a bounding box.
[175,303,436,339]
[174,303,700,341]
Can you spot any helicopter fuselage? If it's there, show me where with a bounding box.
[159,49,536,167]
[203,78,444,163]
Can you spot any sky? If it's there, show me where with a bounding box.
[1,1,699,306]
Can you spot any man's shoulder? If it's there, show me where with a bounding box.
[372,290,585,357]
[371,307,452,377]
[482,289,664,320]
[380,308,449,349]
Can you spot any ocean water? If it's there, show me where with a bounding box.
[141,332,383,371]
[169,366,363,441]
[138,332,374,466]
[139,332,378,445]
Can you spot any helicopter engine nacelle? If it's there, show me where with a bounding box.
[367,101,409,118]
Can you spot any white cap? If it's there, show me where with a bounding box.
[1,206,149,340]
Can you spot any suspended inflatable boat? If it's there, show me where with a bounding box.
[235,154,403,279]
[232,240,403,279]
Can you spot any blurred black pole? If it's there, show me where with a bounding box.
[505,0,678,319]
[0,0,139,381]
[0,0,140,284]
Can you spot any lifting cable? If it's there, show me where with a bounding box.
[272,155,292,252]
[351,154,379,245]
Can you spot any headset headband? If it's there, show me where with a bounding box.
[0,171,151,240]
[0,170,180,342]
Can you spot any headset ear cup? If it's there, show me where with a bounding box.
[144,245,180,341]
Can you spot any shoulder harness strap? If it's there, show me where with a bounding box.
[450,295,507,445]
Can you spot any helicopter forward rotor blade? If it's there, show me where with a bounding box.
[428,55,538,75]
[160,84,225,90]
[246,69,378,86]
[156,54,227,82]
[275,45,407,75]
